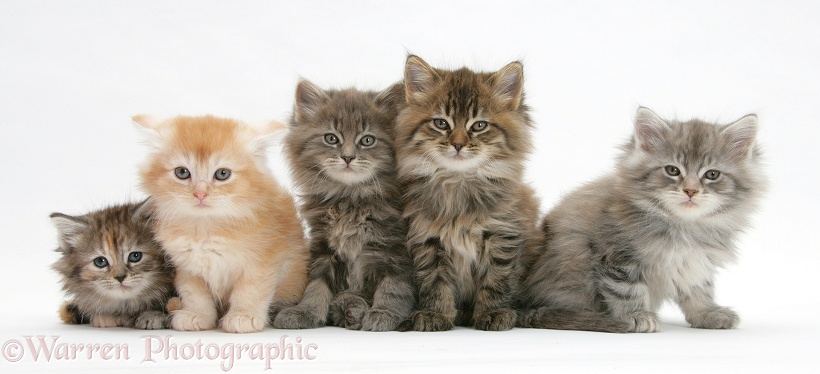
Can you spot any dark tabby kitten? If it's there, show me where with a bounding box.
[272,79,415,331]
[397,55,540,331]
[51,200,174,329]
[518,108,764,333]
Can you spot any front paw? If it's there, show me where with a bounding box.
[170,310,217,331]
[135,310,167,330]
[329,294,368,330]
[90,315,123,328]
[687,307,739,329]
[221,311,265,333]
[273,307,324,329]
[411,310,454,332]
[630,311,661,333]
[474,309,516,331]
[362,309,402,332]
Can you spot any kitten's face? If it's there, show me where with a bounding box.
[51,202,170,301]
[287,81,400,187]
[135,115,279,218]
[623,108,760,221]
[397,56,532,177]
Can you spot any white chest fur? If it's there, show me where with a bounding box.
[164,235,246,299]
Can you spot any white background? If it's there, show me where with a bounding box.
[1,1,818,373]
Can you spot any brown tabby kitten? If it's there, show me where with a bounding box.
[51,200,174,329]
[397,55,540,331]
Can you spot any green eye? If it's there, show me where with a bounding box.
[359,135,376,147]
[93,256,109,268]
[174,167,191,180]
[128,251,143,263]
[432,119,450,130]
[704,170,721,180]
[324,134,339,145]
[664,165,681,176]
[470,121,489,132]
[214,168,231,181]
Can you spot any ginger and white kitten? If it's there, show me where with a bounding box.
[51,200,174,329]
[519,107,765,333]
[135,115,308,333]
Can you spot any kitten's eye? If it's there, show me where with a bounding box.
[359,135,376,147]
[432,119,450,131]
[127,251,143,263]
[664,165,681,176]
[704,170,721,180]
[324,134,339,145]
[214,168,231,181]
[174,167,191,180]
[93,256,109,268]
[470,121,489,132]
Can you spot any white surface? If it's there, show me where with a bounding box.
[1,1,818,373]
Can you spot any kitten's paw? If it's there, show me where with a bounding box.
[90,315,124,328]
[687,307,739,329]
[272,307,324,329]
[170,310,217,331]
[221,311,265,333]
[135,310,167,330]
[411,311,454,332]
[329,294,368,330]
[473,309,516,331]
[361,309,402,332]
[629,311,661,333]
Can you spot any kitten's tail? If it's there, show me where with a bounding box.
[59,302,91,325]
[517,307,631,333]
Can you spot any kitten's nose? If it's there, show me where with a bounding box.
[341,156,355,165]
[114,275,126,283]
[194,192,208,202]
[683,189,698,198]
[452,143,465,152]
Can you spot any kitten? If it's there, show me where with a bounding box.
[518,107,765,333]
[272,80,415,331]
[397,55,541,331]
[134,115,309,333]
[51,199,174,329]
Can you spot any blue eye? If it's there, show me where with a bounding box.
[214,168,231,181]
[128,252,143,263]
[174,167,191,179]
[432,119,450,130]
[93,257,109,268]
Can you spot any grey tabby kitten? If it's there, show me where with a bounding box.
[397,55,540,331]
[272,79,416,331]
[51,199,174,329]
[519,107,765,333]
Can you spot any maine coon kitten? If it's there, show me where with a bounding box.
[518,107,765,333]
[397,55,540,331]
[134,115,309,333]
[51,200,174,329]
[272,80,415,331]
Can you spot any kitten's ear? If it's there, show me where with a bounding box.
[245,120,287,160]
[491,61,524,110]
[132,198,154,222]
[293,79,329,123]
[131,114,166,148]
[404,55,439,101]
[50,213,88,250]
[375,82,405,112]
[722,114,758,161]
[633,107,670,153]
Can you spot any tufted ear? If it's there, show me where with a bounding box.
[293,79,329,124]
[633,107,670,153]
[722,114,758,161]
[132,198,154,223]
[404,55,439,101]
[50,212,88,250]
[491,61,524,110]
[131,114,167,148]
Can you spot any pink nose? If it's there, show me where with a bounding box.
[194,192,208,202]
[683,189,697,198]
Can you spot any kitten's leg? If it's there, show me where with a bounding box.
[362,275,415,332]
[677,280,739,329]
[472,233,519,331]
[221,270,280,333]
[411,237,457,332]
[90,314,130,328]
[273,239,335,329]
[596,250,660,333]
[170,271,218,331]
[134,310,168,330]
[329,291,369,330]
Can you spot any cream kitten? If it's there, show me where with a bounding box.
[134,115,308,333]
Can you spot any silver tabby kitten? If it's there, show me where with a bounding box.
[272,80,415,331]
[519,107,765,333]
[398,55,541,331]
[51,200,174,329]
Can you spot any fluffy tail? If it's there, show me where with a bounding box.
[59,302,91,325]
[517,307,631,333]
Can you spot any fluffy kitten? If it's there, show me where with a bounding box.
[397,55,540,331]
[519,107,765,333]
[51,200,174,329]
[134,115,309,333]
[272,80,415,331]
